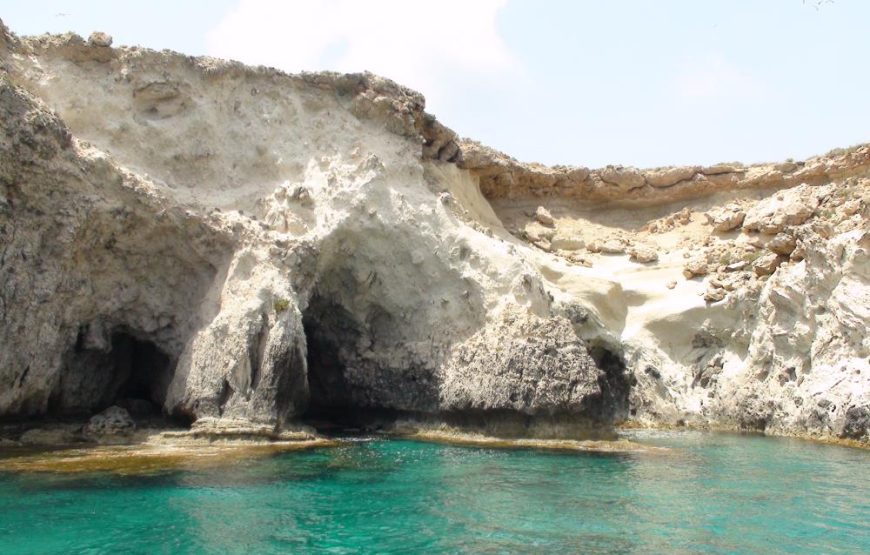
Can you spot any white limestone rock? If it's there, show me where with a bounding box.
[0,20,866,446]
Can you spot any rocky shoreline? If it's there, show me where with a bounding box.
[0,21,867,448]
[1,403,865,461]
[2,416,863,477]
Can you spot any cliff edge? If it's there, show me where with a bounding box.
[0,22,867,444]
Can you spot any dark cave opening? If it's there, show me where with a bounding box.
[587,344,631,422]
[52,329,177,418]
[299,294,409,432]
[301,296,365,429]
[106,332,174,415]
[297,276,634,433]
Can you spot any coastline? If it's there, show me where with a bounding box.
[2,417,866,476]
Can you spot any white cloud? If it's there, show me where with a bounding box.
[673,55,768,102]
[206,0,516,107]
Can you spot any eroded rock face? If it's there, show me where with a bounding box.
[0,75,226,417]
[440,309,623,419]
[459,139,870,203]
[0,23,615,433]
[743,184,821,234]
[0,21,866,443]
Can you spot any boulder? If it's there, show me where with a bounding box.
[707,206,746,232]
[88,32,113,47]
[83,406,136,438]
[535,206,555,227]
[767,233,797,256]
[704,287,726,303]
[725,260,748,272]
[683,258,709,279]
[753,252,786,276]
[628,244,658,263]
[526,223,555,243]
[841,406,869,440]
[588,239,626,254]
[743,185,820,234]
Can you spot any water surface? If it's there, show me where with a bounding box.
[0,431,867,554]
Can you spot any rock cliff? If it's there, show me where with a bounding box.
[0,22,867,444]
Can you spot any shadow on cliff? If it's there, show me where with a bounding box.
[48,328,179,420]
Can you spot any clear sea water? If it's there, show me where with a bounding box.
[0,431,867,554]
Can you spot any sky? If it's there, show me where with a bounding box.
[2,0,868,168]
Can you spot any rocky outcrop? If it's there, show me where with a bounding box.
[0,21,866,444]
[458,139,870,203]
[0,23,623,436]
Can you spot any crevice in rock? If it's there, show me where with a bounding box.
[217,378,233,416]
[585,343,631,423]
[250,316,269,391]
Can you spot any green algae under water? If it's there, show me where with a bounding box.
[0,431,867,554]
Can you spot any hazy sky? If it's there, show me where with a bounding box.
[3,1,868,168]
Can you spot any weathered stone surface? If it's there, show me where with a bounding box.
[683,259,709,279]
[459,138,870,203]
[0,20,867,446]
[703,163,743,175]
[753,252,786,276]
[628,244,659,263]
[645,166,698,188]
[743,184,820,234]
[767,233,797,256]
[707,205,746,232]
[83,406,136,438]
[599,166,646,191]
[535,206,555,226]
[0,26,617,434]
[87,31,112,47]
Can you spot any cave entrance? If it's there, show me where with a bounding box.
[52,329,176,418]
[587,343,631,422]
[105,332,174,416]
[301,295,393,431]
[302,297,356,426]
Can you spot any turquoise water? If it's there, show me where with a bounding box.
[0,431,867,554]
